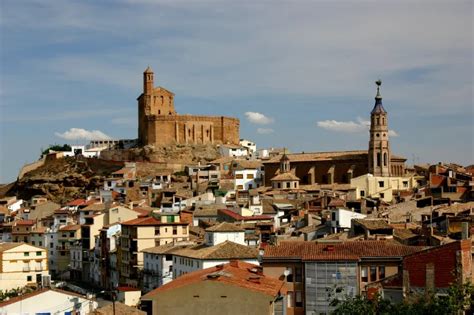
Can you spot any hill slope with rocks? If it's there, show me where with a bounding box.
[2,157,124,204]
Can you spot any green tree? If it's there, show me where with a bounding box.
[331,282,473,315]
[41,144,72,156]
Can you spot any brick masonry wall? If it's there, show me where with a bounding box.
[403,240,472,288]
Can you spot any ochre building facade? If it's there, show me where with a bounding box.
[138,67,240,146]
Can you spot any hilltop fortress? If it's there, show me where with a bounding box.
[138,67,240,147]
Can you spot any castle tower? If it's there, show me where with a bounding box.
[368,80,391,176]
[144,66,154,95]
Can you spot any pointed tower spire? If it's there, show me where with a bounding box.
[368,79,391,177]
[371,79,386,114]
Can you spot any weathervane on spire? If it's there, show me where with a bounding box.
[375,79,382,99]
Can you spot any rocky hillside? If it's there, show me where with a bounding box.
[3,157,124,204]
[100,144,221,164]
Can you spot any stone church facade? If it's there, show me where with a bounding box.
[138,67,240,146]
[264,81,406,186]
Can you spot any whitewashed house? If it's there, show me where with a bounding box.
[0,288,97,315]
[239,139,257,155]
[142,242,194,292]
[233,161,264,191]
[330,208,367,233]
[172,240,258,279]
[219,144,248,157]
[205,222,246,246]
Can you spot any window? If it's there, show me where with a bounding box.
[361,267,368,282]
[383,153,387,166]
[235,174,244,179]
[378,181,384,188]
[36,251,41,256]
[24,252,29,257]
[246,174,254,179]
[173,226,177,235]
[237,185,244,190]
[370,266,377,282]
[155,228,160,235]
[295,266,302,282]
[286,182,291,188]
[360,190,365,197]
[380,193,385,198]
[27,276,32,282]
[331,212,336,221]
[403,181,408,188]
[376,153,381,167]
[378,266,385,279]
[295,291,303,307]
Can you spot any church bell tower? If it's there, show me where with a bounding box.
[368,80,391,177]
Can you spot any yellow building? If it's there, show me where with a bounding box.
[0,243,49,291]
[120,215,189,286]
[350,173,418,203]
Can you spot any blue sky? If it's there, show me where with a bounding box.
[0,0,472,183]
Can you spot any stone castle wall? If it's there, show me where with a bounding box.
[145,114,240,146]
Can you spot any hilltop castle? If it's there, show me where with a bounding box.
[138,67,240,147]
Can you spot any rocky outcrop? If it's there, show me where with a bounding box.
[100,144,221,164]
[5,157,124,204]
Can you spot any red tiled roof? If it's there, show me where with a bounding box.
[263,241,423,261]
[142,261,286,299]
[218,209,273,221]
[16,220,35,226]
[59,224,81,231]
[66,199,86,206]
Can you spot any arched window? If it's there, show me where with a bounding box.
[383,153,387,166]
[382,117,385,125]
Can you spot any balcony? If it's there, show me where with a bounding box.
[35,266,43,271]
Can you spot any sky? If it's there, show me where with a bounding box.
[0,0,473,183]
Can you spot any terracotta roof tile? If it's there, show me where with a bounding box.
[271,173,300,181]
[59,224,81,231]
[205,222,245,232]
[263,240,423,261]
[142,261,285,298]
[173,240,258,260]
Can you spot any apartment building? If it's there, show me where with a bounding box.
[262,241,422,315]
[0,243,49,291]
[120,215,189,286]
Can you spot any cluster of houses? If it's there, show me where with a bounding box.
[0,143,473,314]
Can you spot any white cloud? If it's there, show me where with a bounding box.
[257,128,274,134]
[388,130,399,137]
[317,117,398,136]
[245,112,274,125]
[55,128,112,141]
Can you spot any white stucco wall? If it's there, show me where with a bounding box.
[0,290,97,315]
